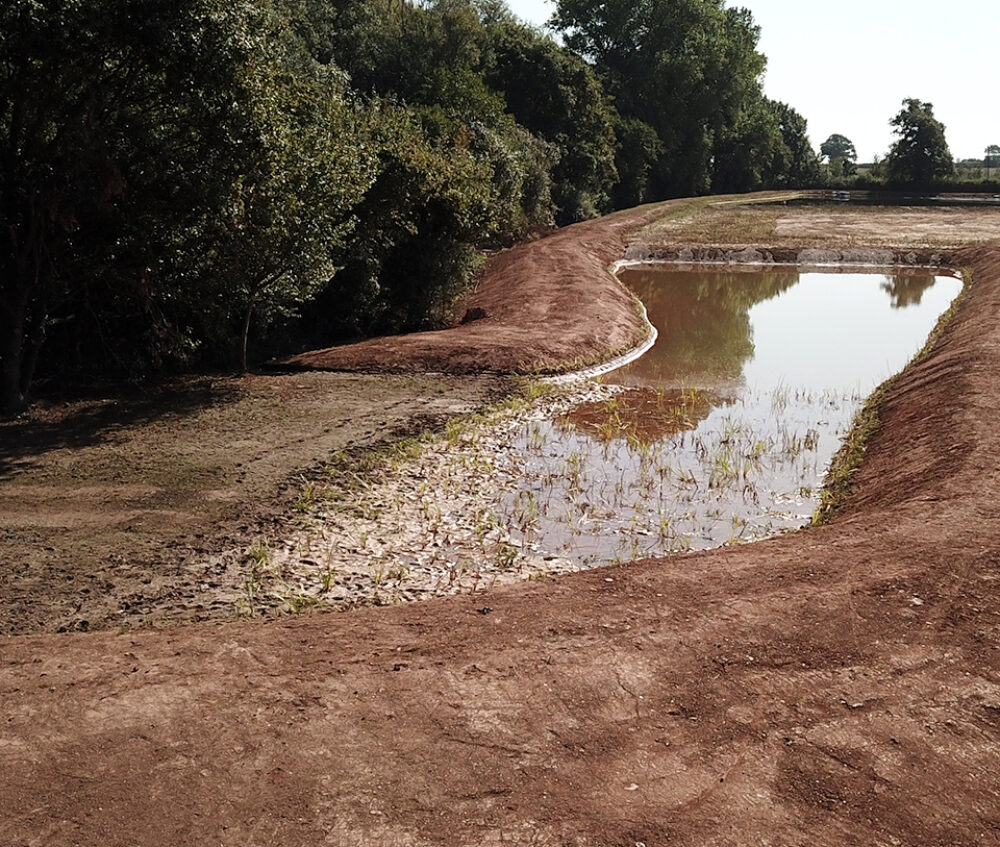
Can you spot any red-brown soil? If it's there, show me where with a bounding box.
[281,201,679,374]
[3,197,1000,846]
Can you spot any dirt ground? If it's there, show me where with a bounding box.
[634,197,1000,250]
[3,193,1000,846]
[0,372,510,634]
[280,198,680,374]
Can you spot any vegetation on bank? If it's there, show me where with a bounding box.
[813,266,972,524]
[1,0,823,414]
[2,1,995,415]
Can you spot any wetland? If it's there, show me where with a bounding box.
[265,265,962,609]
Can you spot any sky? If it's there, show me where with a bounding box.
[502,0,997,162]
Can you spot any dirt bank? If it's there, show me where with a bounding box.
[280,200,680,374]
[3,198,1000,846]
[285,197,999,377]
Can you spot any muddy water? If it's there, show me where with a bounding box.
[500,267,962,563]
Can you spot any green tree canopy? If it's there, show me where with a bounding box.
[820,133,857,178]
[0,0,272,411]
[885,99,954,186]
[765,101,822,187]
[985,144,1000,175]
[820,134,857,163]
[483,19,618,223]
[552,0,769,198]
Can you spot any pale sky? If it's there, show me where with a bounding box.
[503,0,997,162]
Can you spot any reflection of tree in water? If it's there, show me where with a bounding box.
[615,268,799,385]
[560,387,727,444]
[880,271,936,309]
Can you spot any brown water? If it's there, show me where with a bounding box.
[500,267,962,565]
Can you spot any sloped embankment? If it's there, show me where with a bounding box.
[3,219,1000,846]
[281,201,678,374]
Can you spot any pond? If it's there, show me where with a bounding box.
[498,266,962,564]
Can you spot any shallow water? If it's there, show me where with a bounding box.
[499,267,962,563]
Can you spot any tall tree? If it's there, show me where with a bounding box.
[484,19,618,223]
[985,144,1000,178]
[0,0,264,412]
[207,17,376,372]
[767,101,821,187]
[820,134,857,164]
[819,133,857,176]
[885,99,954,186]
[552,0,768,198]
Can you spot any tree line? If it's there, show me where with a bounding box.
[820,100,999,188]
[2,0,826,413]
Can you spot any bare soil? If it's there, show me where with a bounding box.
[0,372,510,634]
[635,200,1000,250]
[3,193,1000,846]
[280,200,681,374]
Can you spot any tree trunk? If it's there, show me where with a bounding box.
[2,189,47,416]
[0,295,27,416]
[19,301,47,399]
[240,300,254,374]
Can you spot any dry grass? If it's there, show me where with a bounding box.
[635,201,1000,251]
[637,205,780,246]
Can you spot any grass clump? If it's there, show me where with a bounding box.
[319,377,553,494]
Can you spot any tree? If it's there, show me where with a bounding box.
[610,117,664,209]
[711,97,783,193]
[885,99,954,186]
[820,134,857,177]
[820,134,857,164]
[0,0,268,412]
[313,100,520,338]
[986,145,1000,178]
[207,20,376,372]
[766,101,822,187]
[552,0,769,199]
[484,20,618,223]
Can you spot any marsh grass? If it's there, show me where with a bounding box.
[641,206,781,246]
[638,200,996,252]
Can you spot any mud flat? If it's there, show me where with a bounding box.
[0,371,511,634]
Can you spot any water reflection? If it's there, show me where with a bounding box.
[561,387,727,445]
[500,267,962,566]
[881,270,936,309]
[613,269,798,387]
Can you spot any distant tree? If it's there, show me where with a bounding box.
[820,133,857,177]
[764,101,822,187]
[869,154,886,180]
[820,134,857,163]
[986,144,1000,177]
[885,99,954,186]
